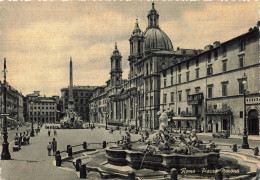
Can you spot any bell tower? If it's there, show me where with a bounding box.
[128,18,144,79]
[110,42,122,87]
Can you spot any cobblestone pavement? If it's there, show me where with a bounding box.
[0,126,141,180]
[0,126,259,180]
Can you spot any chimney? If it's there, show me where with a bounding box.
[213,41,220,48]
[204,45,213,51]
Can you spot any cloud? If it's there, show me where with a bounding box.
[161,2,258,49]
[0,1,258,96]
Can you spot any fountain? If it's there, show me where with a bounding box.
[60,110,84,129]
[106,111,220,172]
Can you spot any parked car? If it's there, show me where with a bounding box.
[212,130,230,138]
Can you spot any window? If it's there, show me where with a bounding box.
[178,74,181,84]
[178,107,181,115]
[239,39,246,51]
[222,45,227,57]
[186,71,190,82]
[207,52,211,63]
[196,59,199,67]
[240,111,243,118]
[195,87,200,93]
[186,61,189,70]
[207,85,213,98]
[207,65,213,76]
[146,63,149,75]
[171,92,174,103]
[239,55,244,68]
[222,82,228,96]
[150,61,153,73]
[138,41,141,53]
[222,60,227,72]
[150,96,153,106]
[164,78,167,87]
[171,76,174,85]
[150,79,153,90]
[186,107,189,114]
[178,91,182,102]
[186,89,190,101]
[163,70,166,77]
[195,68,199,79]
[238,80,244,94]
[163,94,167,104]
[214,49,218,60]
[178,64,181,72]
[170,67,173,75]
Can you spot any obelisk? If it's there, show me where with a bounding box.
[68,57,74,111]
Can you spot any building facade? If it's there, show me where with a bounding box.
[26,91,57,124]
[60,86,97,122]
[89,3,260,135]
[160,26,260,135]
[0,81,24,126]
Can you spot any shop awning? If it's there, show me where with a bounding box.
[169,117,197,121]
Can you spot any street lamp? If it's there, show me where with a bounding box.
[1,58,11,160]
[135,101,138,134]
[30,101,35,137]
[242,73,249,149]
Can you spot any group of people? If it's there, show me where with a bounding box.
[48,129,57,137]
[47,138,57,156]
[14,131,31,148]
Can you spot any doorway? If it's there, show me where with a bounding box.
[248,110,259,135]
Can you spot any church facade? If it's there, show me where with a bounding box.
[89,3,260,135]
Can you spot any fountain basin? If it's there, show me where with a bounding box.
[106,146,220,172]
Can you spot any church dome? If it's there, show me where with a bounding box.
[144,28,173,51]
[144,2,173,52]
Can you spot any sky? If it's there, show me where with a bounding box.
[0,1,259,97]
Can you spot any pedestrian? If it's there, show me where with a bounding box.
[14,133,19,146]
[48,129,51,137]
[52,138,57,156]
[23,132,27,145]
[26,133,30,145]
[19,133,23,146]
[47,142,52,156]
[54,129,57,136]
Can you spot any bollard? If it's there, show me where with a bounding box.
[215,169,223,180]
[254,147,259,156]
[55,151,61,166]
[256,164,260,179]
[67,145,70,153]
[68,146,72,156]
[128,172,135,180]
[103,141,107,149]
[232,144,237,152]
[75,159,81,171]
[83,142,87,150]
[170,168,178,180]
[80,164,86,178]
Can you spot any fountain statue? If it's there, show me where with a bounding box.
[105,110,220,171]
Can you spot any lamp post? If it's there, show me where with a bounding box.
[30,101,35,137]
[242,73,249,149]
[105,101,109,130]
[1,58,11,160]
[135,101,138,134]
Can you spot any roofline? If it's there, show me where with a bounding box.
[162,27,259,72]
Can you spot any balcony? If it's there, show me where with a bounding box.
[206,107,232,115]
[187,93,203,105]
